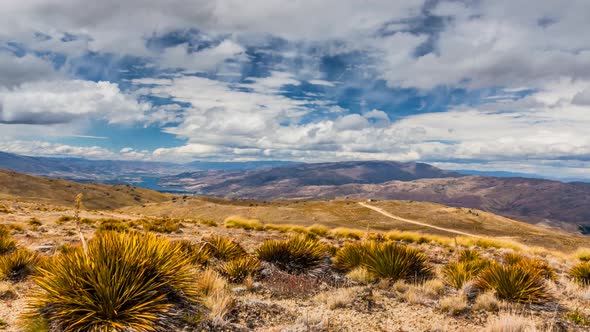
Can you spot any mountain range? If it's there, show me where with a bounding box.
[1,151,590,234]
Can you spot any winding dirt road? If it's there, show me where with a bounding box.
[359,202,483,238]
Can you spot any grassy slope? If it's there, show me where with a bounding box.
[0,169,170,210]
[123,196,590,252]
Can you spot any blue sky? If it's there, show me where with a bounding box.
[1,0,590,179]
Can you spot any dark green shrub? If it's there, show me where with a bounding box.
[362,242,433,281]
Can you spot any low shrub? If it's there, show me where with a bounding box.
[143,218,180,233]
[570,262,590,286]
[502,253,555,280]
[98,218,129,232]
[363,242,433,281]
[257,236,326,274]
[573,247,590,262]
[264,224,309,234]
[199,219,218,227]
[29,231,199,331]
[458,249,481,262]
[473,291,500,312]
[28,218,42,226]
[203,236,246,261]
[224,216,263,230]
[329,227,365,240]
[0,249,40,281]
[216,256,261,283]
[474,263,551,304]
[346,267,375,284]
[307,224,329,237]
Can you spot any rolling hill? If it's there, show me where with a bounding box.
[163,162,590,233]
[0,169,170,209]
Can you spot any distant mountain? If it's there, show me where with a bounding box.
[455,169,590,183]
[0,151,299,182]
[0,169,170,209]
[162,160,462,191]
[163,162,590,234]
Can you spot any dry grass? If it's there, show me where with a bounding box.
[203,291,235,325]
[573,247,590,262]
[346,267,374,284]
[473,291,500,312]
[484,314,536,332]
[314,287,356,310]
[439,294,469,315]
[329,227,365,240]
[224,216,264,230]
[196,268,227,297]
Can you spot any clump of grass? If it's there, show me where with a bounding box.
[385,230,434,244]
[334,241,376,270]
[329,227,365,240]
[440,294,469,315]
[216,256,261,283]
[484,314,535,332]
[502,253,556,280]
[203,236,246,261]
[363,242,433,282]
[346,267,375,284]
[570,262,590,286]
[0,234,17,255]
[98,218,129,232]
[27,218,42,226]
[458,249,481,262]
[29,231,199,331]
[0,205,12,214]
[257,236,326,274]
[0,249,39,281]
[176,240,212,265]
[199,219,218,227]
[56,215,73,224]
[264,224,309,234]
[565,309,590,327]
[307,224,329,237]
[573,247,590,262]
[442,260,489,290]
[143,217,180,233]
[224,216,263,230]
[474,263,551,304]
[196,268,227,297]
[473,291,500,312]
[459,237,524,251]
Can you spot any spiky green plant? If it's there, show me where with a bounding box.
[257,236,326,274]
[217,256,261,283]
[362,242,433,281]
[203,236,246,261]
[502,253,555,280]
[442,261,487,289]
[474,263,551,304]
[176,240,212,265]
[458,249,481,262]
[570,262,590,286]
[28,231,199,331]
[0,235,16,255]
[0,249,39,281]
[334,241,376,270]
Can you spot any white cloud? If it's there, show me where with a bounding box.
[159,39,245,72]
[0,80,152,125]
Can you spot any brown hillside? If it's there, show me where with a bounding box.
[0,169,170,209]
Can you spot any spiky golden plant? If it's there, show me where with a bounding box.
[442,261,486,289]
[176,240,212,265]
[257,236,326,274]
[502,253,555,280]
[362,242,433,281]
[0,234,16,255]
[203,236,246,261]
[458,249,481,262]
[373,247,429,282]
[334,241,377,270]
[28,231,199,331]
[570,262,590,286]
[474,263,551,304]
[0,249,39,281]
[217,256,261,283]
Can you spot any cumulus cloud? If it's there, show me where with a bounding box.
[0,80,152,125]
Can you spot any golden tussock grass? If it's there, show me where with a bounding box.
[329,227,365,240]
[223,216,264,230]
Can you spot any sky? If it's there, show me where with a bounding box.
[1,0,590,179]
